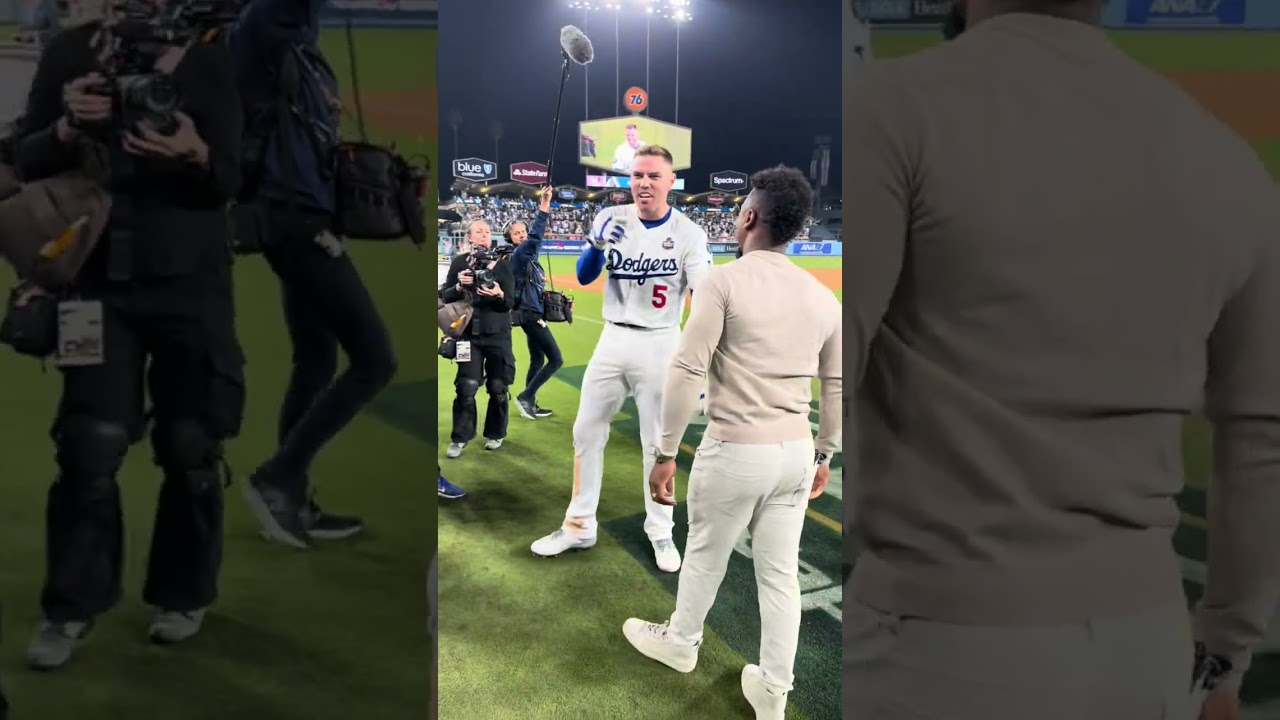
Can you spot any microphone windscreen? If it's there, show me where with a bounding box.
[560,25,594,64]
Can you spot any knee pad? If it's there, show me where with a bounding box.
[151,418,218,471]
[455,378,480,400]
[54,415,130,477]
[485,377,508,400]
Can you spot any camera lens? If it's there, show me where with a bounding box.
[141,75,180,114]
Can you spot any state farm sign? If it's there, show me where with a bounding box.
[509,161,549,186]
[709,170,748,193]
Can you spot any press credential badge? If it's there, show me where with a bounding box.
[57,300,105,367]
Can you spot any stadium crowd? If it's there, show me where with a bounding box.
[449,193,789,241]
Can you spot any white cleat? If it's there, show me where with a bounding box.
[652,538,681,572]
[741,664,787,720]
[622,618,699,673]
[530,528,597,557]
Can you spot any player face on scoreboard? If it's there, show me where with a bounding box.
[629,154,675,213]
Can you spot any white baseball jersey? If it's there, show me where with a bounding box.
[612,141,644,173]
[593,204,712,328]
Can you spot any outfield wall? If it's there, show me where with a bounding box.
[862,0,1279,30]
[0,0,437,27]
[436,239,844,258]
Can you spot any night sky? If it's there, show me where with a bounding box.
[438,0,841,198]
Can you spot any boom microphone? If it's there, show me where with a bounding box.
[546,25,595,184]
[560,25,594,65]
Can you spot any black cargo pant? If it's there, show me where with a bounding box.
[451,332,515,444]
[257,205,397,501]
[44,271,245,623]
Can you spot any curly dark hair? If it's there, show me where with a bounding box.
[749,165,813,245]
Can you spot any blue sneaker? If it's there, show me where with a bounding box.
[438,475,466,499]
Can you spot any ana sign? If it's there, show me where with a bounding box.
[452,157,497,182]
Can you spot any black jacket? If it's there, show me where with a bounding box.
[440,250,515,337]
[15,24,243,282]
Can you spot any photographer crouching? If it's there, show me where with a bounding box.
[441,219,515,458]
[9,0,244,669]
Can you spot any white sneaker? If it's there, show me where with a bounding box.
[446,442,465,458]
[741,664,787,720]
[484,438,503,450]
[652,538,681,572]
[622,618,698,673]
[530,528,596,557]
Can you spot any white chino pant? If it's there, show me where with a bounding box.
[667,435,815,694]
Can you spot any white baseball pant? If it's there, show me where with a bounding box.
[566,323,680,541]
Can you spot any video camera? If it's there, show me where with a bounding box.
[86,0,245,136]
[464,244,500,291]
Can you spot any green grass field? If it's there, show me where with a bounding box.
[871,29,1280,716]
[0,27,438,720]
[434,254,843,720]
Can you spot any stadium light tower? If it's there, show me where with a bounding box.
[666,0,691,125]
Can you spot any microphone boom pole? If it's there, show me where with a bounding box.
[545,53,573,185]
[545,25,593,186]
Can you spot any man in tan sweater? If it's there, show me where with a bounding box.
[843,2,1280,719]
[619,166,841,720]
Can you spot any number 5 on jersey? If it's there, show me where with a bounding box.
[652,284,668,308]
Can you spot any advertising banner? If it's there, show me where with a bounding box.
[709,170,748,193]
[586,174,686,191]
[1120,0,1246,27]
[453,157,496,182]
[540,239,590,255]
[787,241,843,257]
[321,0,438,27]
[857,0,1278,29]
[509,161,549,186]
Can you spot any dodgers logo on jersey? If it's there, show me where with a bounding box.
[606,248,679,286]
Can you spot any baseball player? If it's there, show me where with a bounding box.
[531,144,712,572]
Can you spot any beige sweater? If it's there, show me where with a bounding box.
[844,12,1280,685]
[657,250,841,459]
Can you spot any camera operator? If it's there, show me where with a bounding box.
[11,1,244,669]
[506,185,563,420]
[441,219,515,458]
[226,0,397,549]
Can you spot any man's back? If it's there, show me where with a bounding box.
[699,252,840,445]
[846,13,1280,625]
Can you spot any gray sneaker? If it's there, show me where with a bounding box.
[446,442,466,458]
[27,619,91,670]
[149,609,207,644]
[516,396,538,420]
[240,476,310,550]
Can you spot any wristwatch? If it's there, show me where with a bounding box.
[815,451,830,466]
[653,448,675,464]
